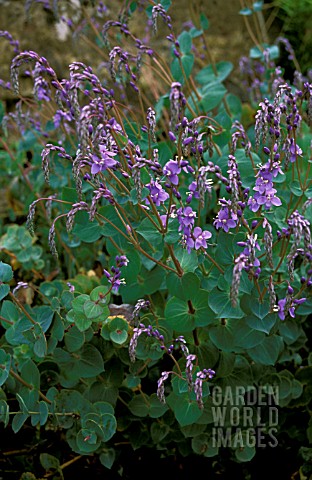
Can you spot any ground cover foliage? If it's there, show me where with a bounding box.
[0,0,312,478]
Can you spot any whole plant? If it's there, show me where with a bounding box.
[0,0,311,477]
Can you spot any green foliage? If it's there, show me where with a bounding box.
[0,0,311,477]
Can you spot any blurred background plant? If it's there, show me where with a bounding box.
[272,0,312,75]
[0,1,311,479]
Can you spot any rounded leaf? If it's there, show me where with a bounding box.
[208,288,244,319]
[110,329,128,345]
[0,262,13,282]
[90,285,110,303]
[76,428,101,453]
[0,349,11,386]
[84,299,107,319]
[0,284,10,301]
[128,396,149,417]
[248,335,284,366]
[151,422,170,443]
[64,326,85,352]
[101,413,117,441]
[192,433,219,457]
[100,449,116,469]
[235,444,256,462]
[167,394,202,426]
[75,344,105,378]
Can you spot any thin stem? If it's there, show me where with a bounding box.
[113,205,139,242]
[8,368,52,404]
[83,5,105,43]
[201,32,217,76]
[255,9,269,43]
[138,203,164,231]
[0,315,14,325]
[134,242,179,274]
[135,359,151,375]
[44,455,83,478]
[202,250,224,273]
[167,244,184,277]
[239,0,263,50]
[108,236,124,254]
[176,56,200,115]
[97,210,178,273]
[9,292,37,325]
[137,385,150,406]
[272,237,291,275]
[167,357,182,376]
[265,6,280,33]
[146,57,172,85]
[152,55,173,84]
[117,395,129,408]
[285,192,294,219]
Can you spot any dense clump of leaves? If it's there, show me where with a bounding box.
[0,0,311,477]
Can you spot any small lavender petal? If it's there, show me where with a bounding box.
[185,354,196,390]
[48,222,58,258]
[26,199,38,236]
[231,253,248,307]
[157,371,170,404]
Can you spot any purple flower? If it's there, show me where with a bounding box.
[104,255,129,293]
[163,159,181,185]
[269,161,284,178]
[237,234,261,272]
[177,206,196,232]
[168,130,176,142]
[193,227,212,250]
[183,136,194,146]
[182,226,212,253]
[254,176,274,195]
[248,196,261,212]
[67,282,75,293]
[248,161,283,212]
[289,139,303,163]
[34,75,51,101]
[12,281,28,295]
[187,181,200,201]
[184,233,195,253]
[53,109,74,129]
[230,253,249,306]
[277,298,295,320]
[146,179,169,206]
[0,30,20,54]
[107,117,123,133]
[159,214,167,228]
[277,296,306,320]
[91,146,118,174]
[214,202,238,232]
[194,368,216,409]
[116,255,129,267]
[157,371,169,404]
[254,190,282,209]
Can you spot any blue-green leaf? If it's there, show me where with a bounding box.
[167,393,202,426]
[178,31,192,54]
[200,13,209,30]
[208,288,244,319]
[248,335,284,365]
[196,62,233,86]
[0,349,11,386]
[0,284,10,301]
[0,262,13,282]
